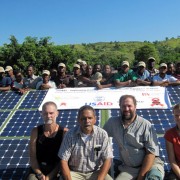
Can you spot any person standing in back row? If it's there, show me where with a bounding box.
[104,95,164,180]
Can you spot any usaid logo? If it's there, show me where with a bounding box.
[93,96,105,102]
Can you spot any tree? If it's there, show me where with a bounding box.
[134,44,159,64]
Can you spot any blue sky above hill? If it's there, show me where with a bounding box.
[0,0,179,45]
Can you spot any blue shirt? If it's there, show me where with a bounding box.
[0,77,12,87]
[135,69,150,81]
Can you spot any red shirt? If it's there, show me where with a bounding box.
[164,127,180,167]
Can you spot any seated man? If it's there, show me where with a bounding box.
[104,95,164,180]
[36,70,56,90]
[0,66,12,91]
[27,101,68,180]
[152,63,180,86]
[114,61,138,87]
[58,105,113,180]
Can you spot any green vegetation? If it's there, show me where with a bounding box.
[0,35,179,74]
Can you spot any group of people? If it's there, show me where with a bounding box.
[26,97,180,180]
[0,57,180,94]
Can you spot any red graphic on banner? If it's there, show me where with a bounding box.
[151,98,164,106]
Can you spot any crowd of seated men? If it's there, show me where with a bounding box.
[0,57,179,93]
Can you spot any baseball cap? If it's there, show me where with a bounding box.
[148,57,155,61]
[73,64,80,69]
[138,61,146,67]
[121,61,129,67]
[77,59,83,63]
[81,61,87,65]
[0,67,5,73]
[5,66,13,71]
[42,70,50,75]
[58,63,66,68]
[159,63,167,68]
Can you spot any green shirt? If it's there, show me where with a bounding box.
[114,69,137,82]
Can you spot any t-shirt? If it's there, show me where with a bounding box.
[114,69,137,82]
[164,127,180,167]
[153,74,178,82]
[36,80,57,89]
[0,77,12,87]
[36,125,64,175]
[135,69,150,81]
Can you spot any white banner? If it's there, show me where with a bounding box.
[38,87,172,110]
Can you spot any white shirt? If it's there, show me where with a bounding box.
[36,80,57,89]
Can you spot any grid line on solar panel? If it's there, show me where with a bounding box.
[0,91,22,110]
[109,109,175,134]
[0,139,29,180]
[0,111,11,129]
[166,86,180,105]
[18,90,48,109]
[0,109,101,137]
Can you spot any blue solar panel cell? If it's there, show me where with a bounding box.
[0,91,22,110]
[0,139,29,180]
[0,87,178,178]
[0,109,100,136]
[0,110,42,137]
[19,90,48,109]
[166,86,180,105]
[0,111,10,128]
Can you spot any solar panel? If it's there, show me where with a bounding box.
[0,110,42,137]
[0,111,11,128]
[0,139,29,180]
[166,86,180,105]
[0,91,22,110]
[0,86,179,179]
[158,137,171,171]
[18,90,48,109]
[0,109,101,137]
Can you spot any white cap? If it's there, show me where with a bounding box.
[58,63,66,68]
[159,63,167,68]
[5,66,13,71]
[121,61,129,67]
[42,70,50,75]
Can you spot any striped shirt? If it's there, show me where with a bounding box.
[58,125,113,173]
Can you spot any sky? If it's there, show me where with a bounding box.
[0,0,180,46]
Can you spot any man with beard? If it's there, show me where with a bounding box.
[27,101,68,180]
[104,95,164,180]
